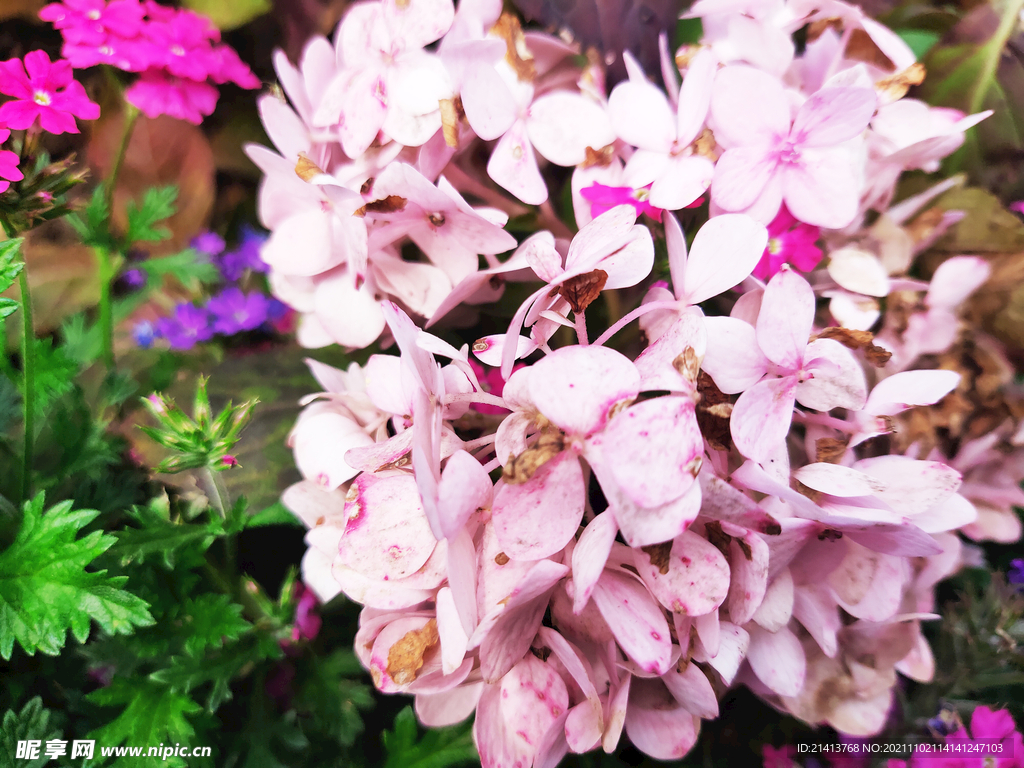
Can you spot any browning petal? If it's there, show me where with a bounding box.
[295,153,324,182]
[815,436,851,464]
[490,13,535,81]
[502,430,565,484]
[355,195,408,217]
[642,542,673,575]
[386,619,440,686]
[558,269,608,314]
[439,96,465,148]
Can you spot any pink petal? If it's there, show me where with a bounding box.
[865,369,960,416]
[828,545,906,622]
[662,663,718,718]
[314,274,387,348]
[842,524,945,557]
[488,119,548,205]
[564,203,637,271]
[746,625,806,697]
[751,568,794,632]
[726,530,769,625]
[416,683,483,726]
[624,680,700,761]
[436,586,469,673]
[292,406,373,489]
[258,93,310,162]
[338,472,438,580]
[697,474,782,536]
[694,611,719,657]
[571,510,618,614]
[792,87,877,147]
[528,91,615,166]
[634,529,730,617]
[926,255,991,310]
[596,225,656,289]
[730,376,798,463]
[797,338,868,411]
[591,570,673,675]
[604,396,702,508]
[447,528,479,634]
[681,213,769,305]
[649,154,715,211]
[853,456,961,515]
[709,65,790,148]
[528,346,639,436]
[634,314,706,393]
[711,146,776,212]
[792,583,839,657]
[608,78,676,152]
[491,452,584,560]
[794,463,885,497]
[700,317,770,394]
[781,146,860,229]
[756,268,815,370]
[706,622,749,684]
[437,449,493,540]
[676,48,717,145]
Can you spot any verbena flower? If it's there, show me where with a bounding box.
[0,50,100,134]
[154,302,213,349]
[0,129,24,194]
[205,287,272,335]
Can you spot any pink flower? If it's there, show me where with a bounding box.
[39,0,146,46]
[909,706,1024,768]
[710,66,877,228]
[1011,201,1024,216]
[608,48,717,210]
[140,7,222,82]
[762,744,797,768]
[580,183,663,222]
[0,129,23,194]
[125,69,218,125]
[752,205,822,280]
[0,50,100,134]
[467,359,512,414]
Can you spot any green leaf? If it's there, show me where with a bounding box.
[125,186,178,245]
[294,649,374,749]
[382,707,478,768]
[0,698,61,768]
[107,510,221,569]
[896,29,940,60]
[87,679,201,767]
[26,338,77,419]
[66,185,116,251]
[177,594,252,658]
[141,249,220,290]
[0,238,24,296]
[0,495,154,660]
[247,501,303,528]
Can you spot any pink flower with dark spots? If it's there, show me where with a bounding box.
[0,51,99,134]
[751,205,823,280]
[580,182,664,222]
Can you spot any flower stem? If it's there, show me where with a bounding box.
[574,310,589,345]
[443,391,508,409]
[17,269,34,503]
[96,104,140,372]
[592,300,681,347]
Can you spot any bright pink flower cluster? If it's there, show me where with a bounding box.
[254,0,1020,765]
[40,0,259,124]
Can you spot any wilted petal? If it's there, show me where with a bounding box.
[797,338,868,411]
[853,456,961,515]
[706,621,749,684]
[865,369,961,416]
[792,583,840,657]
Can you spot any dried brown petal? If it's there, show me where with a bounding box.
[360,177,375,195]
[673,347,701,383]
[875,62,925,102]
[846,28,895,70]
[295,153,324,182]
[502,430,565,484]
[815,436,850,464]
[558,269,608,313]
[703,520,732,557]
[494,552,510,566]
[439,96,464,148]
[490,13,535,81]
[806,17,842,42]
[355,195,408,217]
[582,144,616,168]
[386,619,439,685]
[696,372,731,451]
[642,542,673,575]
[814,327,891,367]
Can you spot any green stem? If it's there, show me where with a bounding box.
[969,0,1024,115]
[95,104,140,372]
[17,269,34,503]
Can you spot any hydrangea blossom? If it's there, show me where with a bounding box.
[247,1,1022,765]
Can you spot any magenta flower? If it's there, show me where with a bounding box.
[909,706,1024,767]
[580,183,663,222]
[710,66,877,228]
[0,51,100,134]
[0,130,24,194]
[125,69,218,125]
[39,0,146,46]
[752,205,822,280]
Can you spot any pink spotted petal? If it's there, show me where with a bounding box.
[797,338,868,411]
[624,680,700,761]
[634,529,730,617]
[591,570,673,675]
[730,376,798,463]
[437,449,493,540]
[571,510,618,614]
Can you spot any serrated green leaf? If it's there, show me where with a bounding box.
[125,186,178,245]
[0,698,61,768]
[178,594,252,658]
[67,186,117,251]
[294,649,373,749]
[141,249,220,290]
[0,298,20,319]
[0,495,154,660]
[382,707,478,768]
[25,338,77,419]
[0,238,24,297]
[87,679,201,767]
[107,511,221,569]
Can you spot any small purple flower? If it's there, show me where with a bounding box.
[133,320,155,348]
[191,231,226,257]
[122,268,146,288]
[219,226,268,281]
[206,287,271,335]
[1009,558,1024,587]
[155,303,214,350]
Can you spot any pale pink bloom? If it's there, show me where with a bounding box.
[845,369,961,447]
[702,268,867,462]
[709,66,877,228]
[685,0,803,77]
[498,205,653,377]
[315,0,455,157]
[363,162,517,286]
[607,48,717,210]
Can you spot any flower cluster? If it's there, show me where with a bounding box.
[142,228,285,350]
[40,0,260,124]
[254,0,1023,765]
